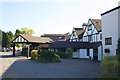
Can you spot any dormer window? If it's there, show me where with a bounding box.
[72,31,76,36]
[88,26,92,31]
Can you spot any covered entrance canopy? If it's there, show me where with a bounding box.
[12,34,53,56]
[49,41,102,49]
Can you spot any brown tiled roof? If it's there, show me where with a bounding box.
[73,28,84,36]
[20,34,53,43]
[42,34,68,36]
[49,41,102,49]
[41,34,71,41]
[90,19,101,31]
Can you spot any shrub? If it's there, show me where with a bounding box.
[21,47,28,56]
[101,56,118,78]
[56,51,68,58]
[104,48,110,53]
[31,50,60,63]
[66,48,73,58]
[31,50,39,60]
[116,38,120,55]
[116,38,120,78]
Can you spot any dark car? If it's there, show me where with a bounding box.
[2,47,7,52]
[6,48,13,52]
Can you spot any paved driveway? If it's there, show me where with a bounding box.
[1,52,101,78]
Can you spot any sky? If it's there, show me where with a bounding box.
[0,0,119,36]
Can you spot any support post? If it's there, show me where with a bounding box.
[13,43,15,57]
[27,45,30,58]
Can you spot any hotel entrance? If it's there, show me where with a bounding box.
[93,48,98,60]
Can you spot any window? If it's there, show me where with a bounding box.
[73,48,77,52]
[105,37,112,45]
[72,31,76,36]
[88,24,92,31]
[88,35,92,42]
[100,34,102,40]
[87,49,90,56]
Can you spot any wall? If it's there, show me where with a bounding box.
[90,49,93,59]
[79,49,89,58]
[83,19,101,42]
[118,7,120,38]
[98,46,102,61]
[102,9,118,56]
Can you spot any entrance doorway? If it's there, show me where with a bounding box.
[93,48,98,60]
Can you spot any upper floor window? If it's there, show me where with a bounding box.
[88,35,92,42]
[105,37,112,45]
[72,31,76,36]
[88,24,92,31]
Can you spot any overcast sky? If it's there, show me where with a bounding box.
[0,0,119,36]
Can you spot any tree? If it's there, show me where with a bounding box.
[7,31,14,39]
[21,27,34,36]
[15,29,21,37]
[0,30,2,47]
[2,31,11,48]
[14,28,34,48]
[116,38,120,55]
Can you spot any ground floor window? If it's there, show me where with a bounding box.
[93,48,98,60]
[87,49,90,56]
[73,48,78,52]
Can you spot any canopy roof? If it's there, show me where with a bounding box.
[12,34,53,43]
[49,41,102,49]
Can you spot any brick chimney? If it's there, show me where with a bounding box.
[82,23,87,30]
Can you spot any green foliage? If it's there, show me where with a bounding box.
[101,56,119,78]
[15,43,22,48]
[56,51,68,58]
[7,31,14,40]
[104,48,110,53]
[0,30,14,48]
[31,50,39,60]
[2,31,11,48]
[66,48,73,58]
[31,50,60,63]
[116,38,120,55]
[15,28,34,37]
[21,27,34,36]
[21,47,28,56]
[15,29,22,37]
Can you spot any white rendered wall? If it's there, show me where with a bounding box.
[79,49,89,58]
[83,19,101,42]
[118,8,120,38]
[98,46,102,61]
[90,49,93,59]
[102,9,118,56]
[72,52,79,58]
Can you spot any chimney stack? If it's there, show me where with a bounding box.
[82,23,87,29]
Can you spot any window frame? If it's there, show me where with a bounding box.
[88,35,92,42]
[105,37,112,45]
[87,49,90,56]
[88,24,92,31]
[73,48,78,52]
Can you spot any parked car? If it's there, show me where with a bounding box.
[6,48,13,52]
[2,47,7,52]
